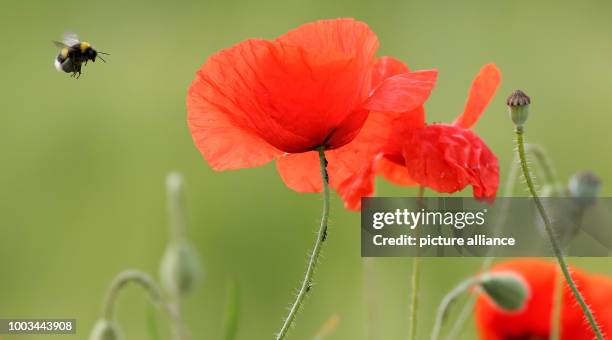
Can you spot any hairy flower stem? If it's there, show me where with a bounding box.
[102,270,188,338]
[276,147,330,340]
[515,126,603,340]
[408,186,426,340]
[550,268,563,340]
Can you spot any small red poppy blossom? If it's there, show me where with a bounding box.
[187,19,437,196]
[337,64,501,210]
[475,259,612,340]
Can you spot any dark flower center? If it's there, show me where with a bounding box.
[505,334,547,340]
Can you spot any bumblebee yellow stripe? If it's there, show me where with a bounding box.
[80,42,91,52]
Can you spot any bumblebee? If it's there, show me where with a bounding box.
[53,33,108,78]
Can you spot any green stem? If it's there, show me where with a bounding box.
[363,257,378,340]
[276,147,330,340]
[524,144,559,188]
[430,276,481,340]
[102,270,188,338]
[166,172,186,243]
[408,186,425,340]
[408,257,420,340]
[222,278,240,340]
[550,267,563,340]
[515,127,603,340]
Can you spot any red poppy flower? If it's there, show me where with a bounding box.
[187,18,437,196]
[337,64,500,210]
[476,259,612,340]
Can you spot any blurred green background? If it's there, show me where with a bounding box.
[1,0,612,339]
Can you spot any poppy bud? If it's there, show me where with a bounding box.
[160,240,202,296]
[506,90,531,127]
[568,171,601,207]
[480,272,529,312]
[89,319,122,340]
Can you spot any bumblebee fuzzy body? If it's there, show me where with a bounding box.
[54,34,106,78]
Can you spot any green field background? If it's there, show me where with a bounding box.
[1,0,612,339]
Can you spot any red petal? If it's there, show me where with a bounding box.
[325,56,411,150]
[401,124,499,200]
[187,39,291,170]
[475,260,612,340]
[276,151,322,192]
[364,70,438,113]
[326,107,400,208]
[271,18,381,150]
[371,56,410,88]
[374,156,417,186]
[277,18,379,58]
[188,18,382,167]
[375,107,425,186]
[476,260,563,339]
[453,64,501,129]
[336,164,375,211]
[328,56,415,209]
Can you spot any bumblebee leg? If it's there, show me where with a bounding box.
[75,64,82,79]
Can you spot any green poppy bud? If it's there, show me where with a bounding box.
[568,171,601,207]
[160,240,202,296]
[89,319,122,340]
[480,272,529,312]
[506,90,531,127]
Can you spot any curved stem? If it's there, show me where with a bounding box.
[102,270,188,339]
[276,147,330,340]
[408,186,425,340]
[515,127,603,340]
[443,294,475,340]
[430,276,481,340]
[525,144,559,187]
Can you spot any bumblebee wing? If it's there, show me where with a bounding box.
[53,40,68,48]
[62,32,80,46]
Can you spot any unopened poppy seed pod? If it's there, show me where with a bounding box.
[89,319,122,340]
[506,90,531,127]
[480,271,529,312]
[160,240,202,296]
[569,171,601,206]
